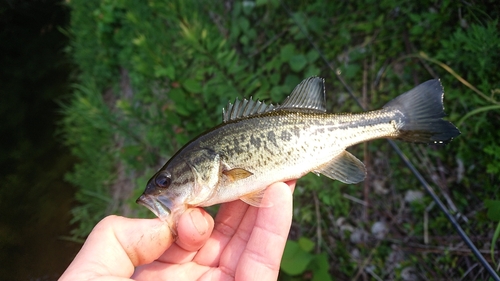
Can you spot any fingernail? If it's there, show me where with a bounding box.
[189,209,208,236]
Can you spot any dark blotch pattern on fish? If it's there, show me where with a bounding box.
[280,130,293,142]
[267,131,278,147]
[250,134,262,149]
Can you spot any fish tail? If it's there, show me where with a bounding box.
[383,79,460,144]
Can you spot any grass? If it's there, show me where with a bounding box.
[62,0,500,279]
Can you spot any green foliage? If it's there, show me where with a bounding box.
[437,20,500,90]
[492,222,500,266]
[280,237,332,281]
[63,0,499,279]
[484,200,500,222]
[485,200,500,266]
[60,83,117,236]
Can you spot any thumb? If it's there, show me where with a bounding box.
[60,216,173,280]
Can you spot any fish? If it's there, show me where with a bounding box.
[136,77,460,232]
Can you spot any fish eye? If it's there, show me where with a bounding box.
[155,172,171,189]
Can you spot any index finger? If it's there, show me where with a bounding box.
[235,180,296,281]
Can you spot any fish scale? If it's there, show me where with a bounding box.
[212,111,393,174]
[137,77,460,233]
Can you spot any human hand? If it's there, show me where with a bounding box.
[59,181,295,281]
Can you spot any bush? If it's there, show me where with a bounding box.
[63,0,499,279]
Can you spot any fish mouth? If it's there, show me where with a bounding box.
[136,194,172,221]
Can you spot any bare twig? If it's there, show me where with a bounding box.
[343,193,369,206]
[249,28,288,58]
[312,191,322,254]
[352,241,381,281]
[460,263,480,281]
[362,58,370,222]
[424,201,435,244]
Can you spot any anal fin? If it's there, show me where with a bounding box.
[315,151,366,184]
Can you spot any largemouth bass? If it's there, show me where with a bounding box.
[137,77,460,231]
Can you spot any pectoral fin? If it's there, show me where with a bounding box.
[240,189,273,207]
[315,151,366,184]
[223,168,253,182]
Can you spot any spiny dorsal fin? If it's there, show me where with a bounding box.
[222,97,276,123]
[277,77,327,113]
[222,76,326,122]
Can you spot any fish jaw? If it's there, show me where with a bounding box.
[136,194,171,220]
[136,193,187,234]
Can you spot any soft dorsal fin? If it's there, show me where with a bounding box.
[276,77,327,113]
[222,97,276,123]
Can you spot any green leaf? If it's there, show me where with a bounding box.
[410,24,424,36]
[281,240,313,276]
[165,111,181,126]
[269,72,281,85]
[305,65,320,78]
[306,49,319,63]
[491,221,500,266]
[484,200,500,221]
[182,79,202,93]
[154,65,175,79]
[239,35,249,45]
[355,21,374,32]
[343,64,361,79]
[255,0,268,6]
[280,44,295,62]
[242,1,255,15]
[284,74,300,93]
[169,88,186,104]
[313,253,331,272]
[289,54,307,72]
[312,267,333,281]
[175,104,190,116]
[120,145,143,168]
[270,86,286,101]
[174,133,189,146]
[238,17,250,32]
[115,99,132,114]
[310,253,333,281]
[298,237,315,253]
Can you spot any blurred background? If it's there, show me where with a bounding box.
[1,1,79,280]
[1,0,499,280]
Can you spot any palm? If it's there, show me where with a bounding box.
[133,181,295,281]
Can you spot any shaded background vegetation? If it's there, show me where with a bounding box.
[62,0,499,280]
[2,0,499,280]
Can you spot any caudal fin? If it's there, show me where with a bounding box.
[383,79,460,144]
